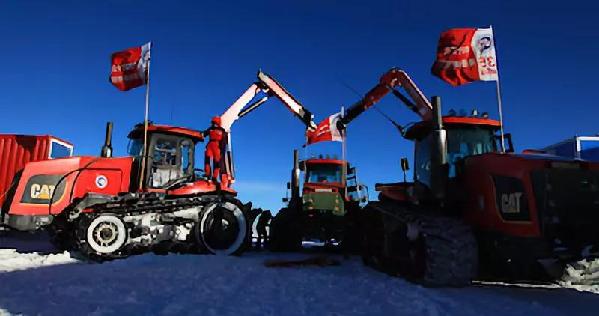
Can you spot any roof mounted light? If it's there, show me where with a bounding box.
[471,109,479,117]
[448,109,457,116]
[481,112,489,118]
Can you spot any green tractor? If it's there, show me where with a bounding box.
[269,149,368,251]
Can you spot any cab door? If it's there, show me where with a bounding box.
[147,134,194,188]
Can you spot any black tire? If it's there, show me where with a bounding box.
[269,207,302,252]
[340,204,364,254]
[360,204,387,269]
[194,197,249,256]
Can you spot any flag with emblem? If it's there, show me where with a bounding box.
[431,27,498,86]
[109,42,151,91]
[306,112,343,145]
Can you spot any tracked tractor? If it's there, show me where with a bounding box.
[316,68,599,286]
[0,70,316,260]
[1,122,253,259]
[269,150,368,251]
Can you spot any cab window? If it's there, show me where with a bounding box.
[49,140,73,159]
[149,135,194,188]
[306,164,342,183]
[446,128,495,177]
[414,127,496,187]
[414,134,432,187]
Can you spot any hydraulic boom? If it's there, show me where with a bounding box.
[340,68,433,128]
[211,71,317,186]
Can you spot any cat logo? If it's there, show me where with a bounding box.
[20,174,66,204]
[30,184,56,200]
[501,192,523,214]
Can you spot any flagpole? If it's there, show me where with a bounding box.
[490,25,506,153]
[341,106,347,200]
[139,43,152,189]
[495,76,506,153]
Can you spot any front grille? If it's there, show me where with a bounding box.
[531,168,599,249]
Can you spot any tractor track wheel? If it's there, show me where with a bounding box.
[194,197,248,256]
[340,205,364,254]
[360,205,386,269]
[416,217,478,287]
[75,214,128,262]
[269,207,302,252]
[361,202,478,287]
[47,217,76,251]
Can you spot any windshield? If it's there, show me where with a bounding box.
[306,163,342,183]
[446,127,495,176]
[414,127,496,186]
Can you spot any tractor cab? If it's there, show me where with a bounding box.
[127,123,208,191]
[303,158,344,194]
[404,115,504,189]
[302,157,367,204]
[377,114,505,203]
[274,151,367,247]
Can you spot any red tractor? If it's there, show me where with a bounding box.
[329,68,599,286]
[0,70,315,260]
[2,122,252,259]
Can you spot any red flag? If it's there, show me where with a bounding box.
[109,42,151,91]
[306,113,343,145]
[431,28,498,86]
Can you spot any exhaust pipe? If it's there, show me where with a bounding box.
[101,122,113,158]
[429,96,447,200]
[290,149,301,205]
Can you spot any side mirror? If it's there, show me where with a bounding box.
[299,161,306,171]
[348,167,356,175]
[286,182,291,190]
[282,197,289,203]
[401,158,410,172]
[495,134,515,153]
[400,158,410,183]
[505,133,515,153]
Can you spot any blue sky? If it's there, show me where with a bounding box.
[1,0,597,211]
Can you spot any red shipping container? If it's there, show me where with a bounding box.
[0,135,73,209]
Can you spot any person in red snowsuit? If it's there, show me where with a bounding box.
[203,116,226,182]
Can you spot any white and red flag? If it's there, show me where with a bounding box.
[306,112,343,145]
[431,27,498,86]
[109,42,151,91]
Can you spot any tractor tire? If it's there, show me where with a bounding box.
[269,207,302,252]
[339,204,364,254]
[194,198,249,256]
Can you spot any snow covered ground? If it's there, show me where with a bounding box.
[1,232,599,316]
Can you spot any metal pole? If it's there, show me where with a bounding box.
[340,106,347,199]
[490,25,506,153]
[139,43,152,189]
[495,79,506,153]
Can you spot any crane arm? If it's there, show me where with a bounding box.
[216,70,316,186]
[340,68,433,127]
[220,71,316,132]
